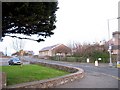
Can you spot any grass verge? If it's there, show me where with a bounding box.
[1,64,69,85]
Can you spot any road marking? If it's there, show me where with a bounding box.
[87,70,120,80]
[100,72,120,80]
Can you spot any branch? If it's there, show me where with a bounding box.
[5,35,45,42]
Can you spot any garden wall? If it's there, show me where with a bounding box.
[4,61,84,88]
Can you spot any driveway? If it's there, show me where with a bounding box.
[23,57,119,88]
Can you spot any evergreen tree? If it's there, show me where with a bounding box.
[2,2,58,42]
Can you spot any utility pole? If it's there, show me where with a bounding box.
[5,47,7,56]
[107,19,113,67]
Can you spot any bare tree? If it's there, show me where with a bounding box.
[12,38,25,52]
[67,40,109,62]
[12,38,26,67]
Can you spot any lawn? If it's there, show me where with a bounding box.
[1,64,69,85]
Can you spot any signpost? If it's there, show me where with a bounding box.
[98,58,102,61]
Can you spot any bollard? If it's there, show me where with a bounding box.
[87,58,89,63]
[95,60,98,66]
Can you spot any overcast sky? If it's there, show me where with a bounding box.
[0,0,119,55]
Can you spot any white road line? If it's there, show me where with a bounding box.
[89,71,120,80]
[100,72,120,80]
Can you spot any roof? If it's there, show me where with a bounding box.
[0,52,4,55]
[113,31,120,35]
[39,44,60,52]
[26,51,34,55]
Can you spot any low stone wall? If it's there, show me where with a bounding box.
[30,62,79,73]
[5,61,84,88]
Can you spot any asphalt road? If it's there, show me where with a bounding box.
[0,58,30,66]
[0,58,9,66]
[23,57,119,88]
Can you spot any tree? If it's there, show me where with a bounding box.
[12,38,25,52]
[11,38,26,66]
[2,2,58,42]
[68,41,109,63]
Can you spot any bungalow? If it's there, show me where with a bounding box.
[39,44,71,58]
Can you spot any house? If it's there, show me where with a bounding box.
[26,51,34,56]
[0,52,4,56]
[107,31,120,55]
[112,31,120,55]
[12,50,26,56]
[12,50,34,56]
[0,51,4,58]
[39,44,71,58]
[105,31,120,62]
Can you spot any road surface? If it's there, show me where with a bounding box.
[0,58,29,66]
[23,57,119,88]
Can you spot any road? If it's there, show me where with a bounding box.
[0,58,29,66]
[0,58,9,66]
[23,57,119,88]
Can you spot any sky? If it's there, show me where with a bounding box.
[0,0,119,55]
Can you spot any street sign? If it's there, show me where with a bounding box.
[109,45,112,50]
[98,58,101,60]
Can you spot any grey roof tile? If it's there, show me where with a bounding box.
[40,44,59,51]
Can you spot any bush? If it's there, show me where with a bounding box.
[50,51,109,63]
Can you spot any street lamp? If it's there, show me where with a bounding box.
[117,17,120,19]
[107,19,113,67]
[107,17,120,67]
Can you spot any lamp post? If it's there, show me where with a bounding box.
[5,47,7,56]
[107,19,113,67]
[107,17,120,67]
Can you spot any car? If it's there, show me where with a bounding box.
[8,57,21,65]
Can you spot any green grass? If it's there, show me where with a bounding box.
[1,64,69,85]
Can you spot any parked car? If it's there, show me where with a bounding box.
[8,57,21,65]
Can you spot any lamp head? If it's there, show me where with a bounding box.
[117,17,120,19]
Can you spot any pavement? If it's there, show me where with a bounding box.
[55,71,118,88]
